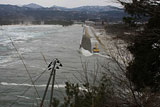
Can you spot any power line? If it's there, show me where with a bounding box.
[40,58,62,107]
[8,37,40,99]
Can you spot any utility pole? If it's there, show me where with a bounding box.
[40,59,62,107]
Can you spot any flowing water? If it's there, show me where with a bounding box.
[0,24,107,107]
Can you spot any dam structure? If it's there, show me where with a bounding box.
[80,25,101,56]
[80,26,92,53]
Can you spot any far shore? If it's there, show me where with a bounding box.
[0,20,76,26]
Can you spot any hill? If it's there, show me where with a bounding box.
[23,3,44,9]
[0,4,126,25]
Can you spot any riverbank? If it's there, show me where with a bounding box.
[88,24,132,65]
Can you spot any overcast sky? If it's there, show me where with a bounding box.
[0,0,121,8]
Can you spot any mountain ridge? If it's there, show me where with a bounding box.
[23,3,44,9]
[0,4,126,25]
[20,3,123,11]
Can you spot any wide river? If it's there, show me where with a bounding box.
[0,24,107,107]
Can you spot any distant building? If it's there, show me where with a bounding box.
[85,18,107,29]
[87,18,107,26]
[85,21,95,26]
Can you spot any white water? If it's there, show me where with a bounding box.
[80,47,110,58]
[0,82,66,88]
[79,47,93,56]
[0,25,109,107]
[0,82,87,91]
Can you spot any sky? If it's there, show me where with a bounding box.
[0,0,121,8]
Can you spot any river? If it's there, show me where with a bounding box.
[0,24,107,107]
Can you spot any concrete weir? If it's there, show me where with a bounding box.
[80,26,92,53]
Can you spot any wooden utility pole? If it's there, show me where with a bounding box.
[40,59,62,107]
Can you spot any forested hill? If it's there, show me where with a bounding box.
[0,4,126,24]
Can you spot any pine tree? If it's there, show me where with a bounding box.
[118,0,160,92]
